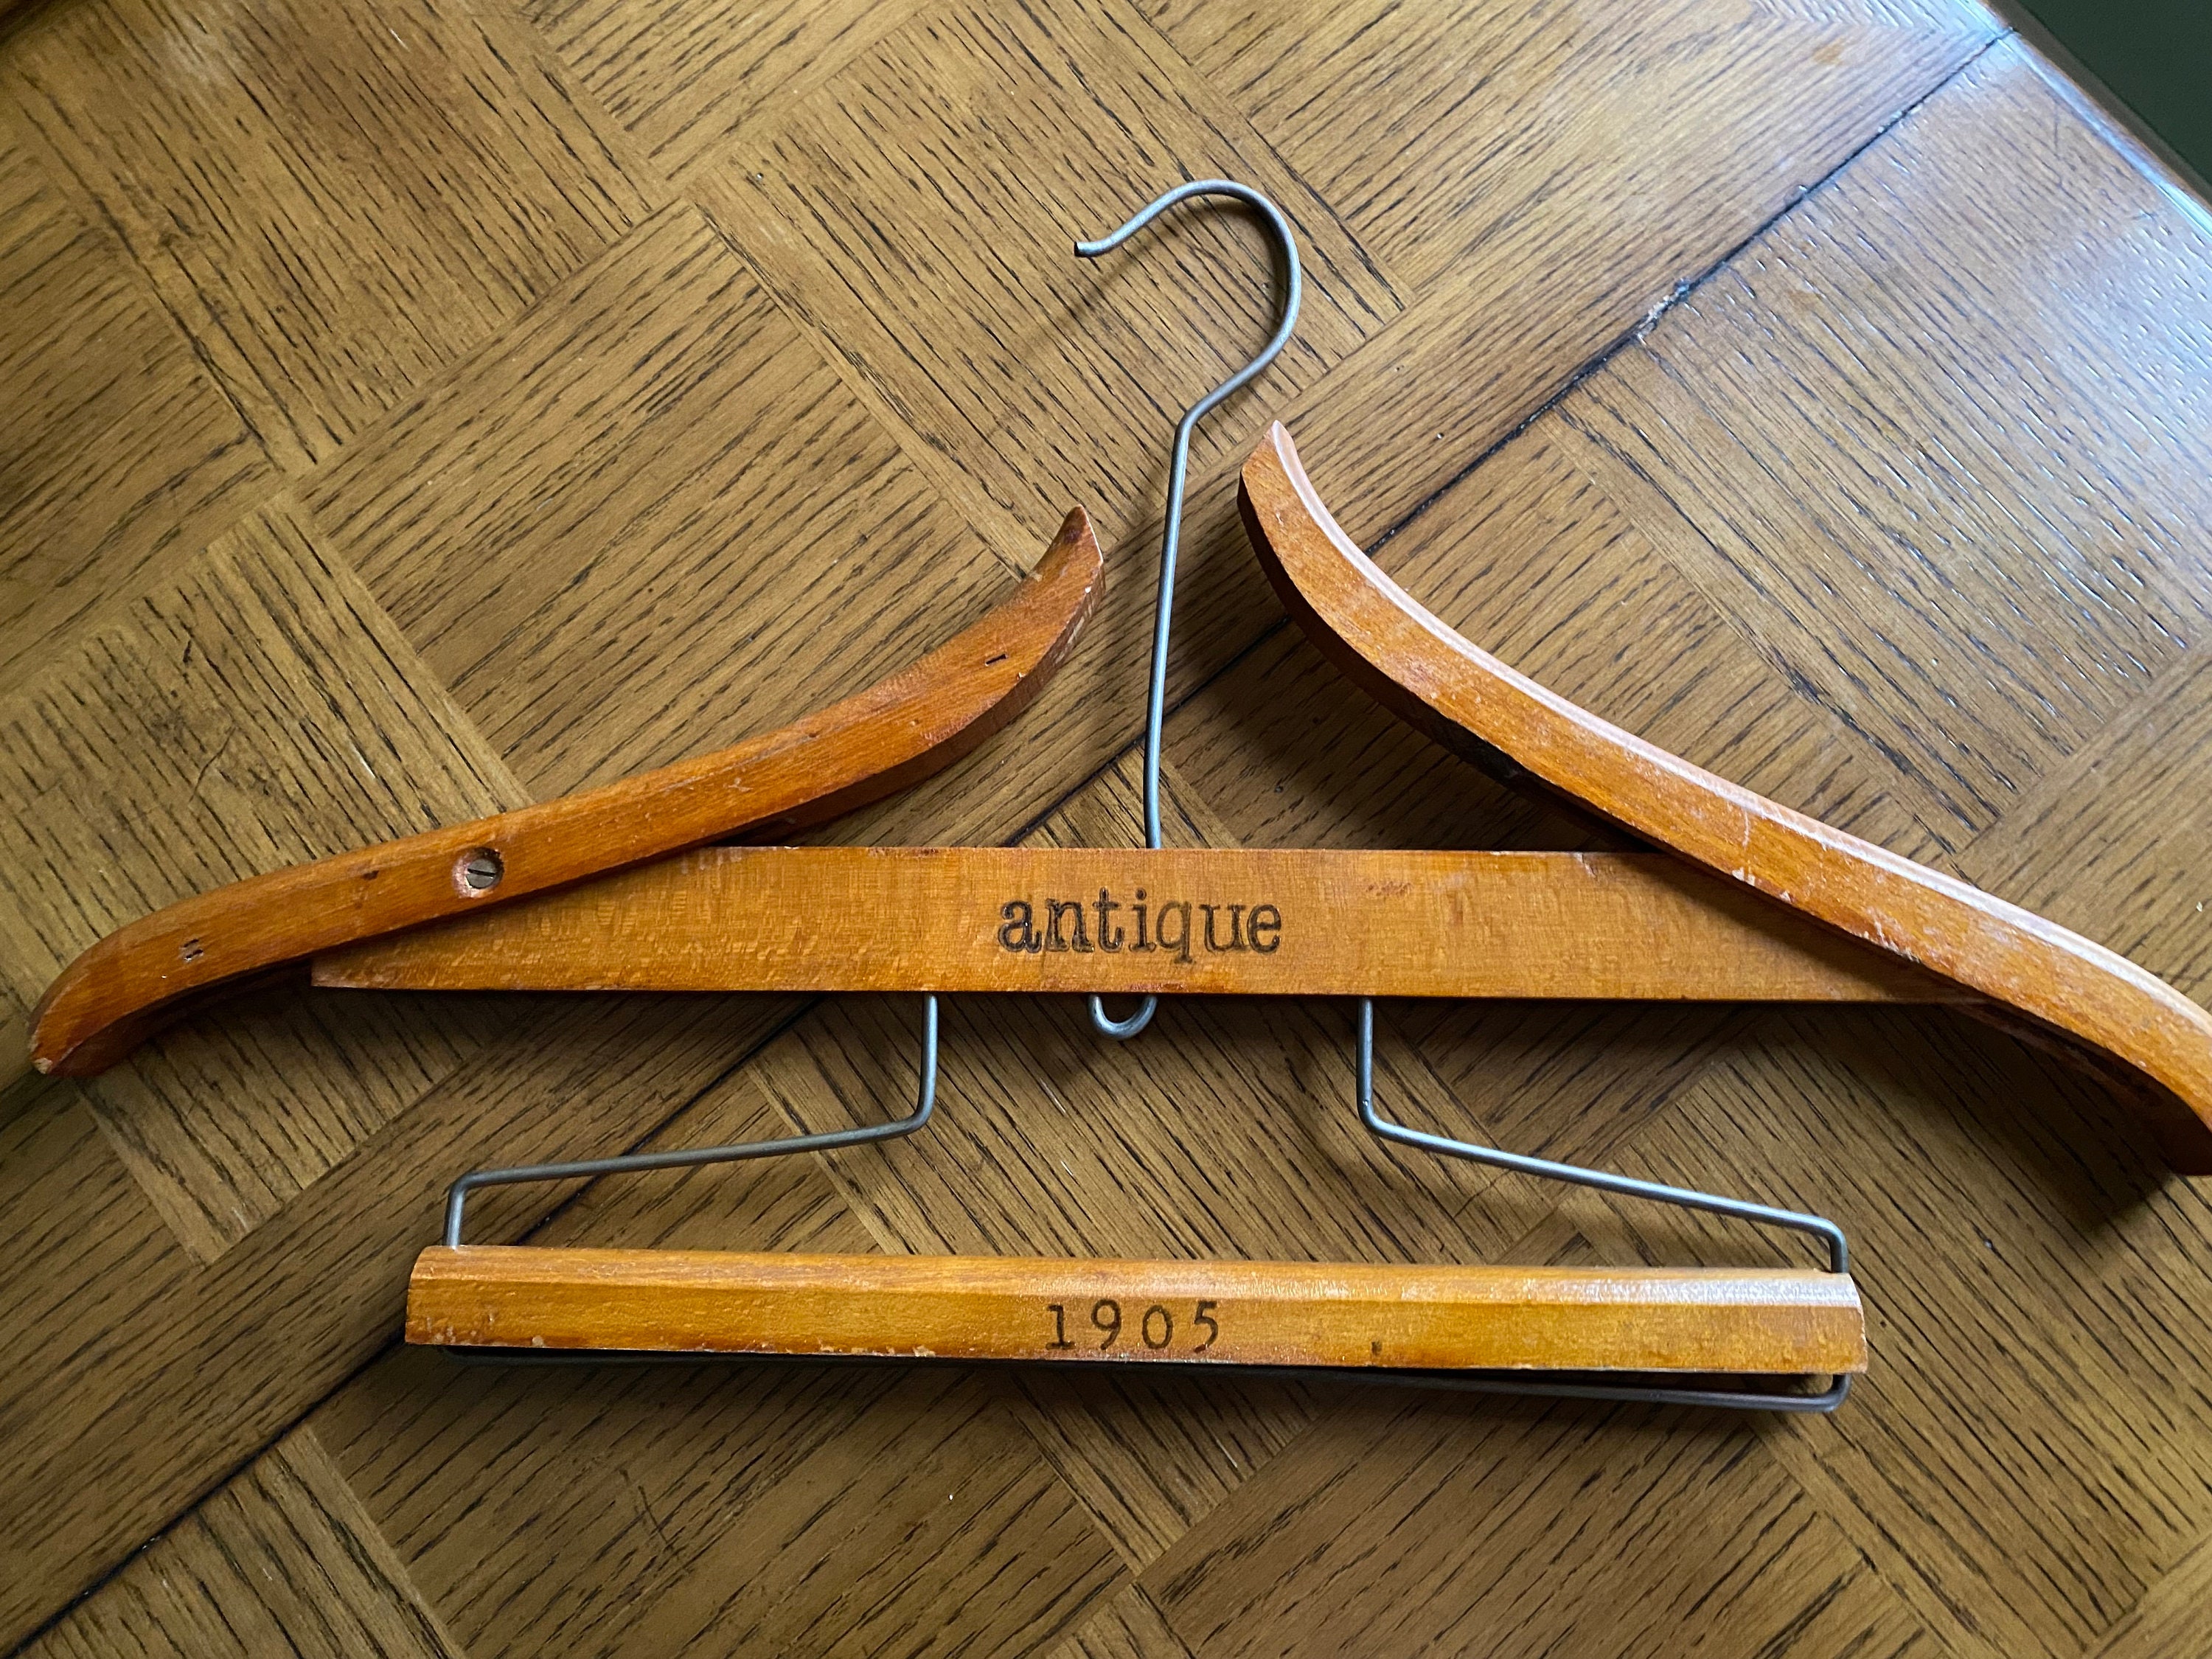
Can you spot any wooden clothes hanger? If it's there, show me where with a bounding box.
[33,184,2212,1411]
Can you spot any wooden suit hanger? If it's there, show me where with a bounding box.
[302,199,2212,1175]
[379,183,1871,1412]
[37,182,2210,1407]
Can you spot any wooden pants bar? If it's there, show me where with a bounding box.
[320,847,1965,1002]
[407,1248,1869,1375]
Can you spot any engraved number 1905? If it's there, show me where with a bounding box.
[1046,1298,1220,1353]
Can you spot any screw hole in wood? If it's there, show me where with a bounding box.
[456,848,504,895]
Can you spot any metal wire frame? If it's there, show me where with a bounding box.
[1350,998,1850,1412]
[1076,180,1302,1042]
[443,998,939,1248]
[437,992,1849,1411]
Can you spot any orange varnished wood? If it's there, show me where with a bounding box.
[1239,422,2212,1171]
[27,512,1101,1077]
[406,1246,1868,1375]
[315,845,1966,1004]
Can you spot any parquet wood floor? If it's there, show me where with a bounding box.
[6,1,2212,1654]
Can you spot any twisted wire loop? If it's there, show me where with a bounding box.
[1074,181,1302,1040]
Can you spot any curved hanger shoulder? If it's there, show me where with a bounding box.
[1239,423,2212,1172]
[30,511,1103,1078]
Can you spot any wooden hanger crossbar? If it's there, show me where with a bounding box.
[316,845,1964,1003]
[33,181,2212,1411]
[408,1249,1867,1380]
[419,992,1861,1411]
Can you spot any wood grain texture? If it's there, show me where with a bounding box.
[2,0,654,472]
[0,108,273,691]
[0,498,523,1253]
[344,1360,1130,1659]
[1142,1390,1933,1659]
[2085,1527,2212,1659]
[1555,113,2212,849]
[1156,0,1990,295]
[1006,1366,1318,1576]
[318,845,1963,1001]
[21,1427,465,1659]
[1043,1584,1196,1659]
[1963,647,2212,1001]
[29,513,1098,1078]
[1208,0,2003,556]
[307,1088,1121,1659]
[408,1245,1868,1374]
[699,0,1401,556]
[672,0,1997,893]
[10,2,2212,1656]
[1608,1007,2212,1657]
[1169,425,1948,865]
[1242,422,2212,1170]
[0,989,799,1646]
[306,201,1030,796]
[525,0,931,180]
[681,0,1405,821]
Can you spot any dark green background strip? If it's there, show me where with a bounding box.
[2012,0,2212,184]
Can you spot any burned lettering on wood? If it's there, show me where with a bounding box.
[998,885,1282,961]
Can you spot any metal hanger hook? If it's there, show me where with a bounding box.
[1075,180,1303,1043]
[1074,180,1304,436]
